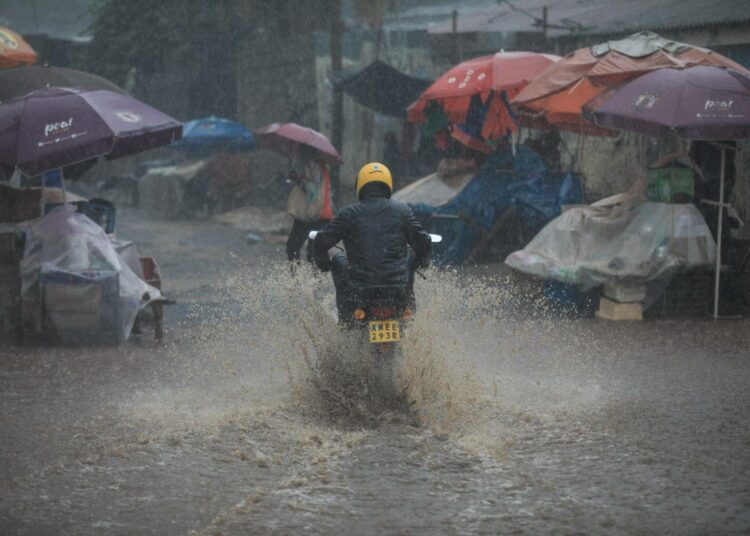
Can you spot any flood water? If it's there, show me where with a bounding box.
[1,209,749,535]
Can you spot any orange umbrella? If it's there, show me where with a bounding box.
[512,31,749,135]
[0,27,37,69]
[408,51,559,140]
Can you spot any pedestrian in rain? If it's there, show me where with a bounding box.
[286,145,334,264]
[689,140,745,312]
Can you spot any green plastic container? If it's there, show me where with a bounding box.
[646,167,694,203]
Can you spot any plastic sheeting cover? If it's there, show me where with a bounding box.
[410,145,583,266]
[505,202,716,291]
[20,206,160,342]
[393,158,476,207]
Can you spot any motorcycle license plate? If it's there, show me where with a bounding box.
[369,320,400,343]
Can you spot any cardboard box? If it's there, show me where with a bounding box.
[602,282,646,304]
[646,167,694,203]
[40,271,120,342]
[44,281,103,314]
[596,296,643,321]
[47,310,103,332]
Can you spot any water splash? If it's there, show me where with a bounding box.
[117,257,614,458]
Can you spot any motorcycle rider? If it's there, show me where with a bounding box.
[312,162,432,322]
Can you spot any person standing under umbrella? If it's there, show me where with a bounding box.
[286,145,334,264]
[690,140,745,312]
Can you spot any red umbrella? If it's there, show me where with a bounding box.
[254,122,341,165]
[408,51,559,139]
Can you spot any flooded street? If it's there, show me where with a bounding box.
[2,209,750,536]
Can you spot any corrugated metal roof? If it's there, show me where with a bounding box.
[384,0,750,37]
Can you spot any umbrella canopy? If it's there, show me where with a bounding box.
[0,27,37,69]
[584,66,750,139]
[512,31,748,134]
[0,64,124,103]
[254,122,341,164]
[334,60,431,117]
[0,87,182,179]
[173,116,255,152]
[582,65,750,320]
[409,52,559,123]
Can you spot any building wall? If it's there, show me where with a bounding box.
[234,29,322,201]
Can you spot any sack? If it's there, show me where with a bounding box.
[287,184,325,221]
[286,161,333,221]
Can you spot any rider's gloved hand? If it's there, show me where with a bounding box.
[409,256,429,271]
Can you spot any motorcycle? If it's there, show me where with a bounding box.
[309,231,441,397]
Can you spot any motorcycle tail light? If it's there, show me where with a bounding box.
[402,309,413,319]
[371,307,396,319]
[353,308,366,320]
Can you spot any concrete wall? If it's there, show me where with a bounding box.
[234,30,321,205]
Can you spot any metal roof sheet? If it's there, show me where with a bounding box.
[384,0,750,37]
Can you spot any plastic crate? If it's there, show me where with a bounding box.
[41,270,121,343]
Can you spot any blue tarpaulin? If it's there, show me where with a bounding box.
[173,117,255,153]
[410,145,582,266]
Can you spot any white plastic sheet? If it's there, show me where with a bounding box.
[20,206,160,342]
[506,202,716,293]
[392,158,476,206]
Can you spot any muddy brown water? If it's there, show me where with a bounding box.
[1,209,749,535]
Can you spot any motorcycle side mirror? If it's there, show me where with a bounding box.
[308,231,318,240]
[429,234,442,243]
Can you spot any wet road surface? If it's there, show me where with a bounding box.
[1,209,749,535]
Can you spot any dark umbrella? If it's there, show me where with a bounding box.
[333,60,431,117]
[255,122,341,165]
[0,87,182,179]
[0,64,124,103]
[584,66,750,318]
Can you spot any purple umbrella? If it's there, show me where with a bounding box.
[584,66,750,139]
[584,66,750,318]
[0,87,182,179]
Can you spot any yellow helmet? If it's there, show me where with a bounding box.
[356,162,393,197]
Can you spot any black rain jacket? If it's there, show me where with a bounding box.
[313,191,431,287]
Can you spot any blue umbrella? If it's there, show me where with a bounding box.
[173,116,255,152]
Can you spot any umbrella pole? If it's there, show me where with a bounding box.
[712,146,726,320]
[61,168,68,207]
[39,172,45,217]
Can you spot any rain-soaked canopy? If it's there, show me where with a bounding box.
[512,31,749,134]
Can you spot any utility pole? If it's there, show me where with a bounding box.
[330,0,344,203]
[452,9,461,63]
